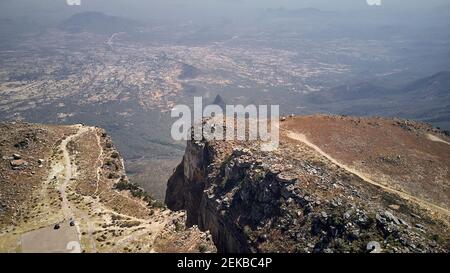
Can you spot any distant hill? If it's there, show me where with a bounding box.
[304,71,450,129]
[212,94,226,110]
[178,63,200,80]
[403,71,450,98]
[434,4,450,16]
[308,82,395,104]
[265,7,325,18]
[306,71,450,103]
[60,12,141,35]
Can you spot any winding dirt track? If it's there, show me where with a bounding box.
[57,125,97,252]
[57,126,172,252]
[59,125,90,221]
[285,130,450,219]
[427,133,450,146]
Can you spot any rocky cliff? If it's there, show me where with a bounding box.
[166,115,450,253]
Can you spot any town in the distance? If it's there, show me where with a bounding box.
[0,0,449,254]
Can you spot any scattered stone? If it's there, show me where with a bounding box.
[323,248,333,253]
[410,213,422,219]
[383,211,400,225]
[415,224,426,230]
[430,241,437,248]
[397,218,409,227]
[12,154,22,160]
[14,139,29,149]
[367,241,382,253]
[276,173,297,184]
[258,234,268,242]
[10,159,28,170]
[232,148,251,157]
[343,211,352,220]
[305,204,314,214]
[388,204,400,210]
[281,184,295,199]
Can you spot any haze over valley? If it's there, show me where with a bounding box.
[1,1,449,200]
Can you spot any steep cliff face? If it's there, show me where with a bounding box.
[167,140,254,252]
[167,141,210,226]
[166,115,450,253]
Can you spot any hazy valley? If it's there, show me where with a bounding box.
[0,1,449,253]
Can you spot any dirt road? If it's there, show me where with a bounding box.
[427,133,450,146]
[56,125,99,252]
[285,130,450,219]
[59,125,90,221]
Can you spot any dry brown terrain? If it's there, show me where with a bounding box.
[282,115,450,216]
[0,122,215,253]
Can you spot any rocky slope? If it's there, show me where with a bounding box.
[0,122,215,253]
[166,115,450,253]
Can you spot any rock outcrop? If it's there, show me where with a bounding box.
[166,115,450,253]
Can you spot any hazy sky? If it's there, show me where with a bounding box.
[0,0,449,24]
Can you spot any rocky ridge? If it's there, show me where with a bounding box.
[166,115,450,253]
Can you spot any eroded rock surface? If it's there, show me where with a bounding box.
[166,115,450,253]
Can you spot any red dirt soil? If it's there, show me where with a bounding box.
[282,115,450,211]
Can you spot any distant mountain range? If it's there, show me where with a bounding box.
[60,12,141,35]
[304,71,450,130]
[265,7,325,18]
[403,71,450,98]
[310,71,450,102]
